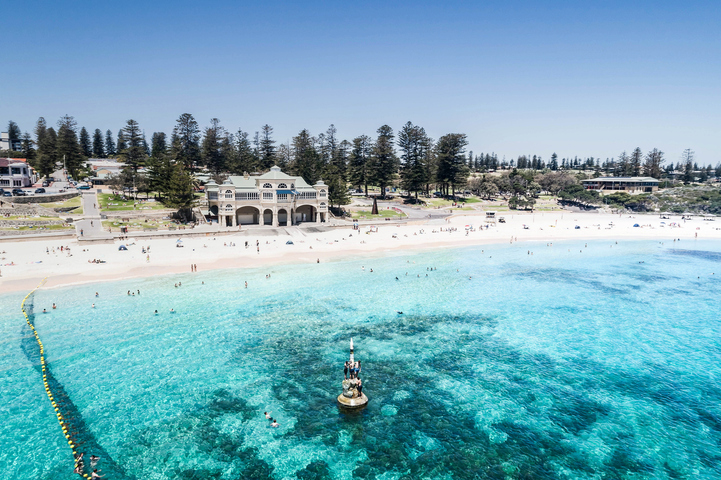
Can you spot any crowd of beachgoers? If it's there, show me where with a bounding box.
[1,211,719,293]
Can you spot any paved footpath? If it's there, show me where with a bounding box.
[75,191,113,241]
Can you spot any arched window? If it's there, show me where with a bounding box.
[290,183,295,189]
[225,204,233,210]
[320,189,326,193]
[320,202,326,206]
[263,183,272,188]
[225,190,233,194]
[278,183,288,188]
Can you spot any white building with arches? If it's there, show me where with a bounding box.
[205,166,329,227]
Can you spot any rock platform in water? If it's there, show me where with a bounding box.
[337,393,368,408]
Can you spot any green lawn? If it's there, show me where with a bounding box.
[1,215,58,220]
[98,193,168,212]
[351,209,406,220]
[40,196,83,214]
[426,197,481,208]
[102,218,177,232]
[0,224,73,232]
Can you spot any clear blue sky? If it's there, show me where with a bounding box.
[3,0,720,165]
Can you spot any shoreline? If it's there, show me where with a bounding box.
[1,211,719,294]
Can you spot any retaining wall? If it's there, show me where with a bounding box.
[5,192,80,204]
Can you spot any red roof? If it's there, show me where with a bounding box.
[0,158,29,167]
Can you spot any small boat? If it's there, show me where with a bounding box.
[337,338,368,409]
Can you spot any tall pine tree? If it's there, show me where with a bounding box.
[201,118,226,174]
[34,118,57,179]
[291,129,321,184]
[116,129,127,153]
[105,130,116,157]
[630,147,643,176]
[259,124,276,171]
[349,135,372,195]
[56,115,85,179]
[21,132,36,163]
[92,129,105,157]
[7,121,21,149]
[79,127,92,157]
[643,148,663,179]
[369,125,397,197]
[229,129,255,174]
[435,133,469,197]
[119,119,146,174]
[151,132,168,159]
[171,113,201,172]
[398,121,431,199]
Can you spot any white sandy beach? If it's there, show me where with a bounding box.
[1,211,719,294]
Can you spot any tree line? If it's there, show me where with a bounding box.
[3,115,473,207]
[3,116,719,209]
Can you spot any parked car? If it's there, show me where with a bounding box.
[12,188,27,196]
[42,181,50,187]
[78,184,92,190]
[35,188,46,194]
[2,191,12,197]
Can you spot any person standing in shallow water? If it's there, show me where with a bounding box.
[344,361,349,380]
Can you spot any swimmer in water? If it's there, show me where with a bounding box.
[95,292,99,297]
[271,419,279,428]
[265,411,272,420]
[154,310,158,315]
[170,308,175,313]
[92,304,95,308]
[52,303,57,309]
[43,308,47,313]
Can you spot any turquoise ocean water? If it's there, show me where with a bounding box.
[2,239,721,479]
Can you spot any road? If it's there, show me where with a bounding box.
[9,167,78,197]
[75,191,113,241]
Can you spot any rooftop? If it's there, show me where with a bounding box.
[0,158,30,167]
[206,166,320,191]
[582,177,659,183]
